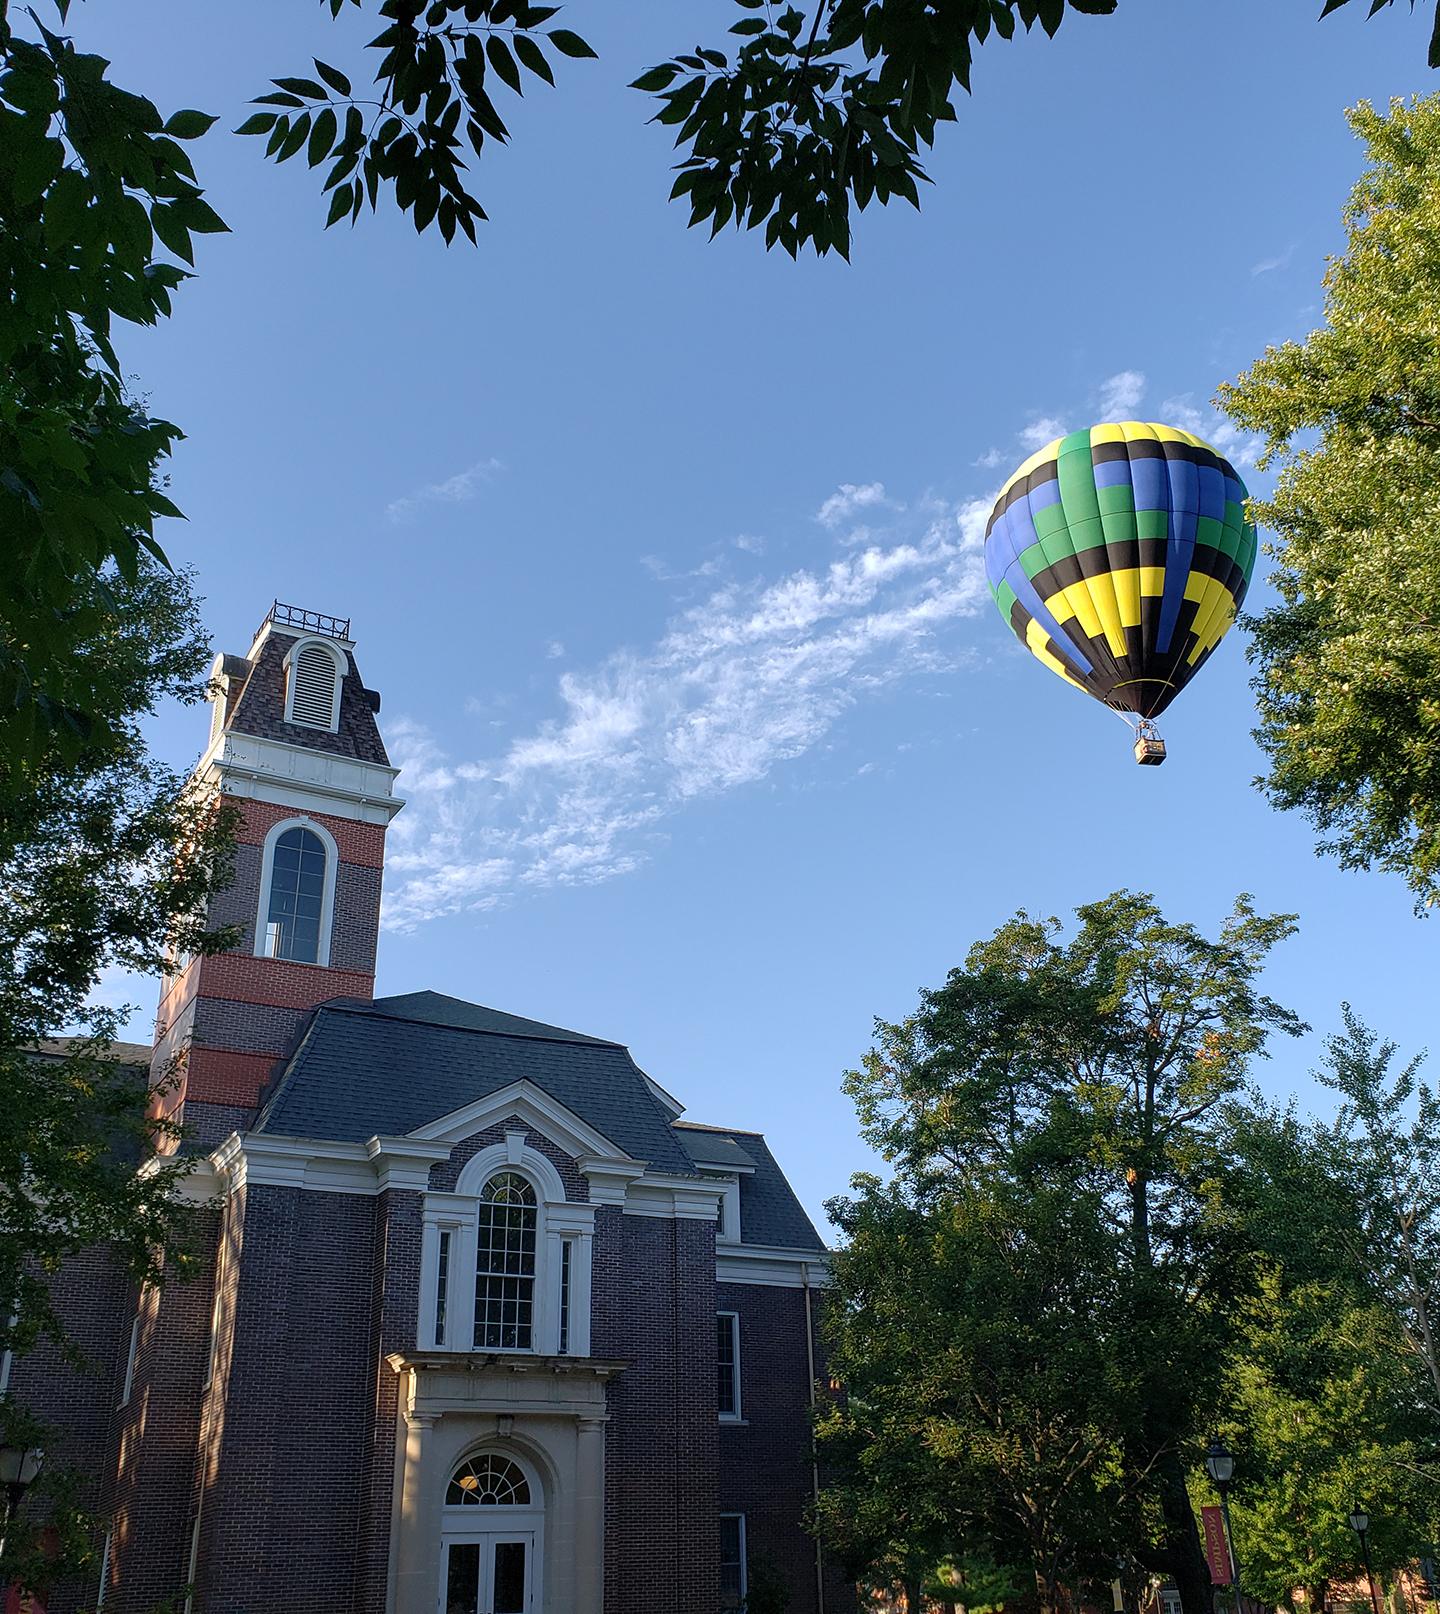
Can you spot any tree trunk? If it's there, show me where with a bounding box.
[903,1576,924,1613]
[1157,1446,1212,1614]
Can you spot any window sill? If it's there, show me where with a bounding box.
[719,1416,748,1427]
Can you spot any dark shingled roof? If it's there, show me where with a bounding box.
[255,991,695,1174]
[675,1121,825,1251]
[227,629,390,766]
[673,1125,758,1172]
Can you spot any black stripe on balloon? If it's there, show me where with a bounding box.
[1024,537,1241,605]
[1088,438,1227,475]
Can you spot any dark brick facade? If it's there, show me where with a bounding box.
[716,1283,853,1614]
[12,613,843,1614]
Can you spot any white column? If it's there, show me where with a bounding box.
[574,1415,608,1614]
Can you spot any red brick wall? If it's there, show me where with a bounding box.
[231,798,386,868]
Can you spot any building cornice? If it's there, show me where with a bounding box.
[716,1241,833,1289]
[196,730,405,826]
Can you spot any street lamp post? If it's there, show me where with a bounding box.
[0,1441,44,1568]
[1206,1438,1245,1614]
[1348,1507,1384,1614]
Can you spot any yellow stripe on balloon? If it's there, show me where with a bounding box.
[1024,617,1086,689]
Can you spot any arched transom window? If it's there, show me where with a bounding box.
[474,1173,537,1350]
[446,1454,531,1507]
[263,826,327,963]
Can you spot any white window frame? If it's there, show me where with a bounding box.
[119,1307,142,1408]
[717,1310,742,1422]
[96,1530,113,1609]
[418,1131,595,1358]
[719,1512,747,1609]
[183,1514,202,1614]
[253,814,339,968]
[706,1173,741,1243]
[281,635,345,732]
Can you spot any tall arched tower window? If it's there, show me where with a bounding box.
[254,816,339,967]
[474,1173,537,1350]
[263,826,327,963]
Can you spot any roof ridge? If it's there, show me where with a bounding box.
[673,1119,766,1138]
[322,997,628,1051]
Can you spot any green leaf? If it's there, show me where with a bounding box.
[485,35,523,94]
[234,112,279,136]
[630,65,680,92]
[308,106,338,167]
[513,34,555,86]
[172,195,229,234]
[325,182,355,226]
[273,77,329,100]
[163,109,219,139]
[546,28,598,59]
[150,202,194,265]
[314,59,353,97]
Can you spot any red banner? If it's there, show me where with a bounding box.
[1202,1506,1232,1586]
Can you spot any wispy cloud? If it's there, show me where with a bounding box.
[973,447,1005,469]
[1097,369,1146,418]
[1251,244,1297,276]
[815,481,893,529]
[1018,415,1068,451]
[732,533,766,555]
[386,457,504,523]
[381,501,988,929]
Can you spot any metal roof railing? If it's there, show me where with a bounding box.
[258,600,352,640]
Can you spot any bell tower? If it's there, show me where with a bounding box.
[151,602,404,1146]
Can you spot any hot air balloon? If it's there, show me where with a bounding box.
[984,421,1257,765]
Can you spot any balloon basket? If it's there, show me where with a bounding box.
[1133,722,1166,766]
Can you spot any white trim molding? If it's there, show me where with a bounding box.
[253,814,339,967]
[419,1132,597,1359]
[716,1242,833,1289]
[281,634,346,731]
[197,730,405,827]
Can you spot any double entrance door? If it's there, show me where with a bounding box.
[441,1531,534,1614]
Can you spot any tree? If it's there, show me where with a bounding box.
[0,561,237,1596]
[1217,1101,1439,1612]
[1315,1006,1440,1412]
[0,5,225,774]
[834,891,1305,1614]
[1219,96,1440,911]
[817,1169,1140,1613]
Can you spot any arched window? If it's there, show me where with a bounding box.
[474,1173,537,1350]
[263,826,327,963]
[446,1454,531,1507]
[285,639,343,730]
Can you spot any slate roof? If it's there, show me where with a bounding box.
[226,628,390,766]
[254,991,695,1175]
[674,1121,826,1251]
[672,1126,757,1172]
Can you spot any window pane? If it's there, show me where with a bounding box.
[558,1241,571,1355]
[493,1542,527,1614]
[475,1175,537,1350]
[717,1315,737,1416]
[445,1543,480,1614]
[265,827,325,964]
[435,1229,451,1346]
[720,1516,745,1610]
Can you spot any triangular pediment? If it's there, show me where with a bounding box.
[406,1078,634,1165]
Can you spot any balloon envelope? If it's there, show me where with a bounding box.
[984,422,1257,719]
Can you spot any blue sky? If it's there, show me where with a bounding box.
[90,0,1437,1230]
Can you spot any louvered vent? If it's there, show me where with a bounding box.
[289,644,339,729]
[207,692,225,747]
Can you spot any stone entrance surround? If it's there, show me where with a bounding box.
[387,1353,626,1614]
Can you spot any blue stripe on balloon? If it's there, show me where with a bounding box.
[1091,458,1132,489]
[1130,455,1169,513]
[1197,462,1225,523]
[1156,453,1194,654]
[1001,557,1095,677]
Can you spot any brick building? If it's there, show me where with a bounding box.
[13,604,851,1614]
